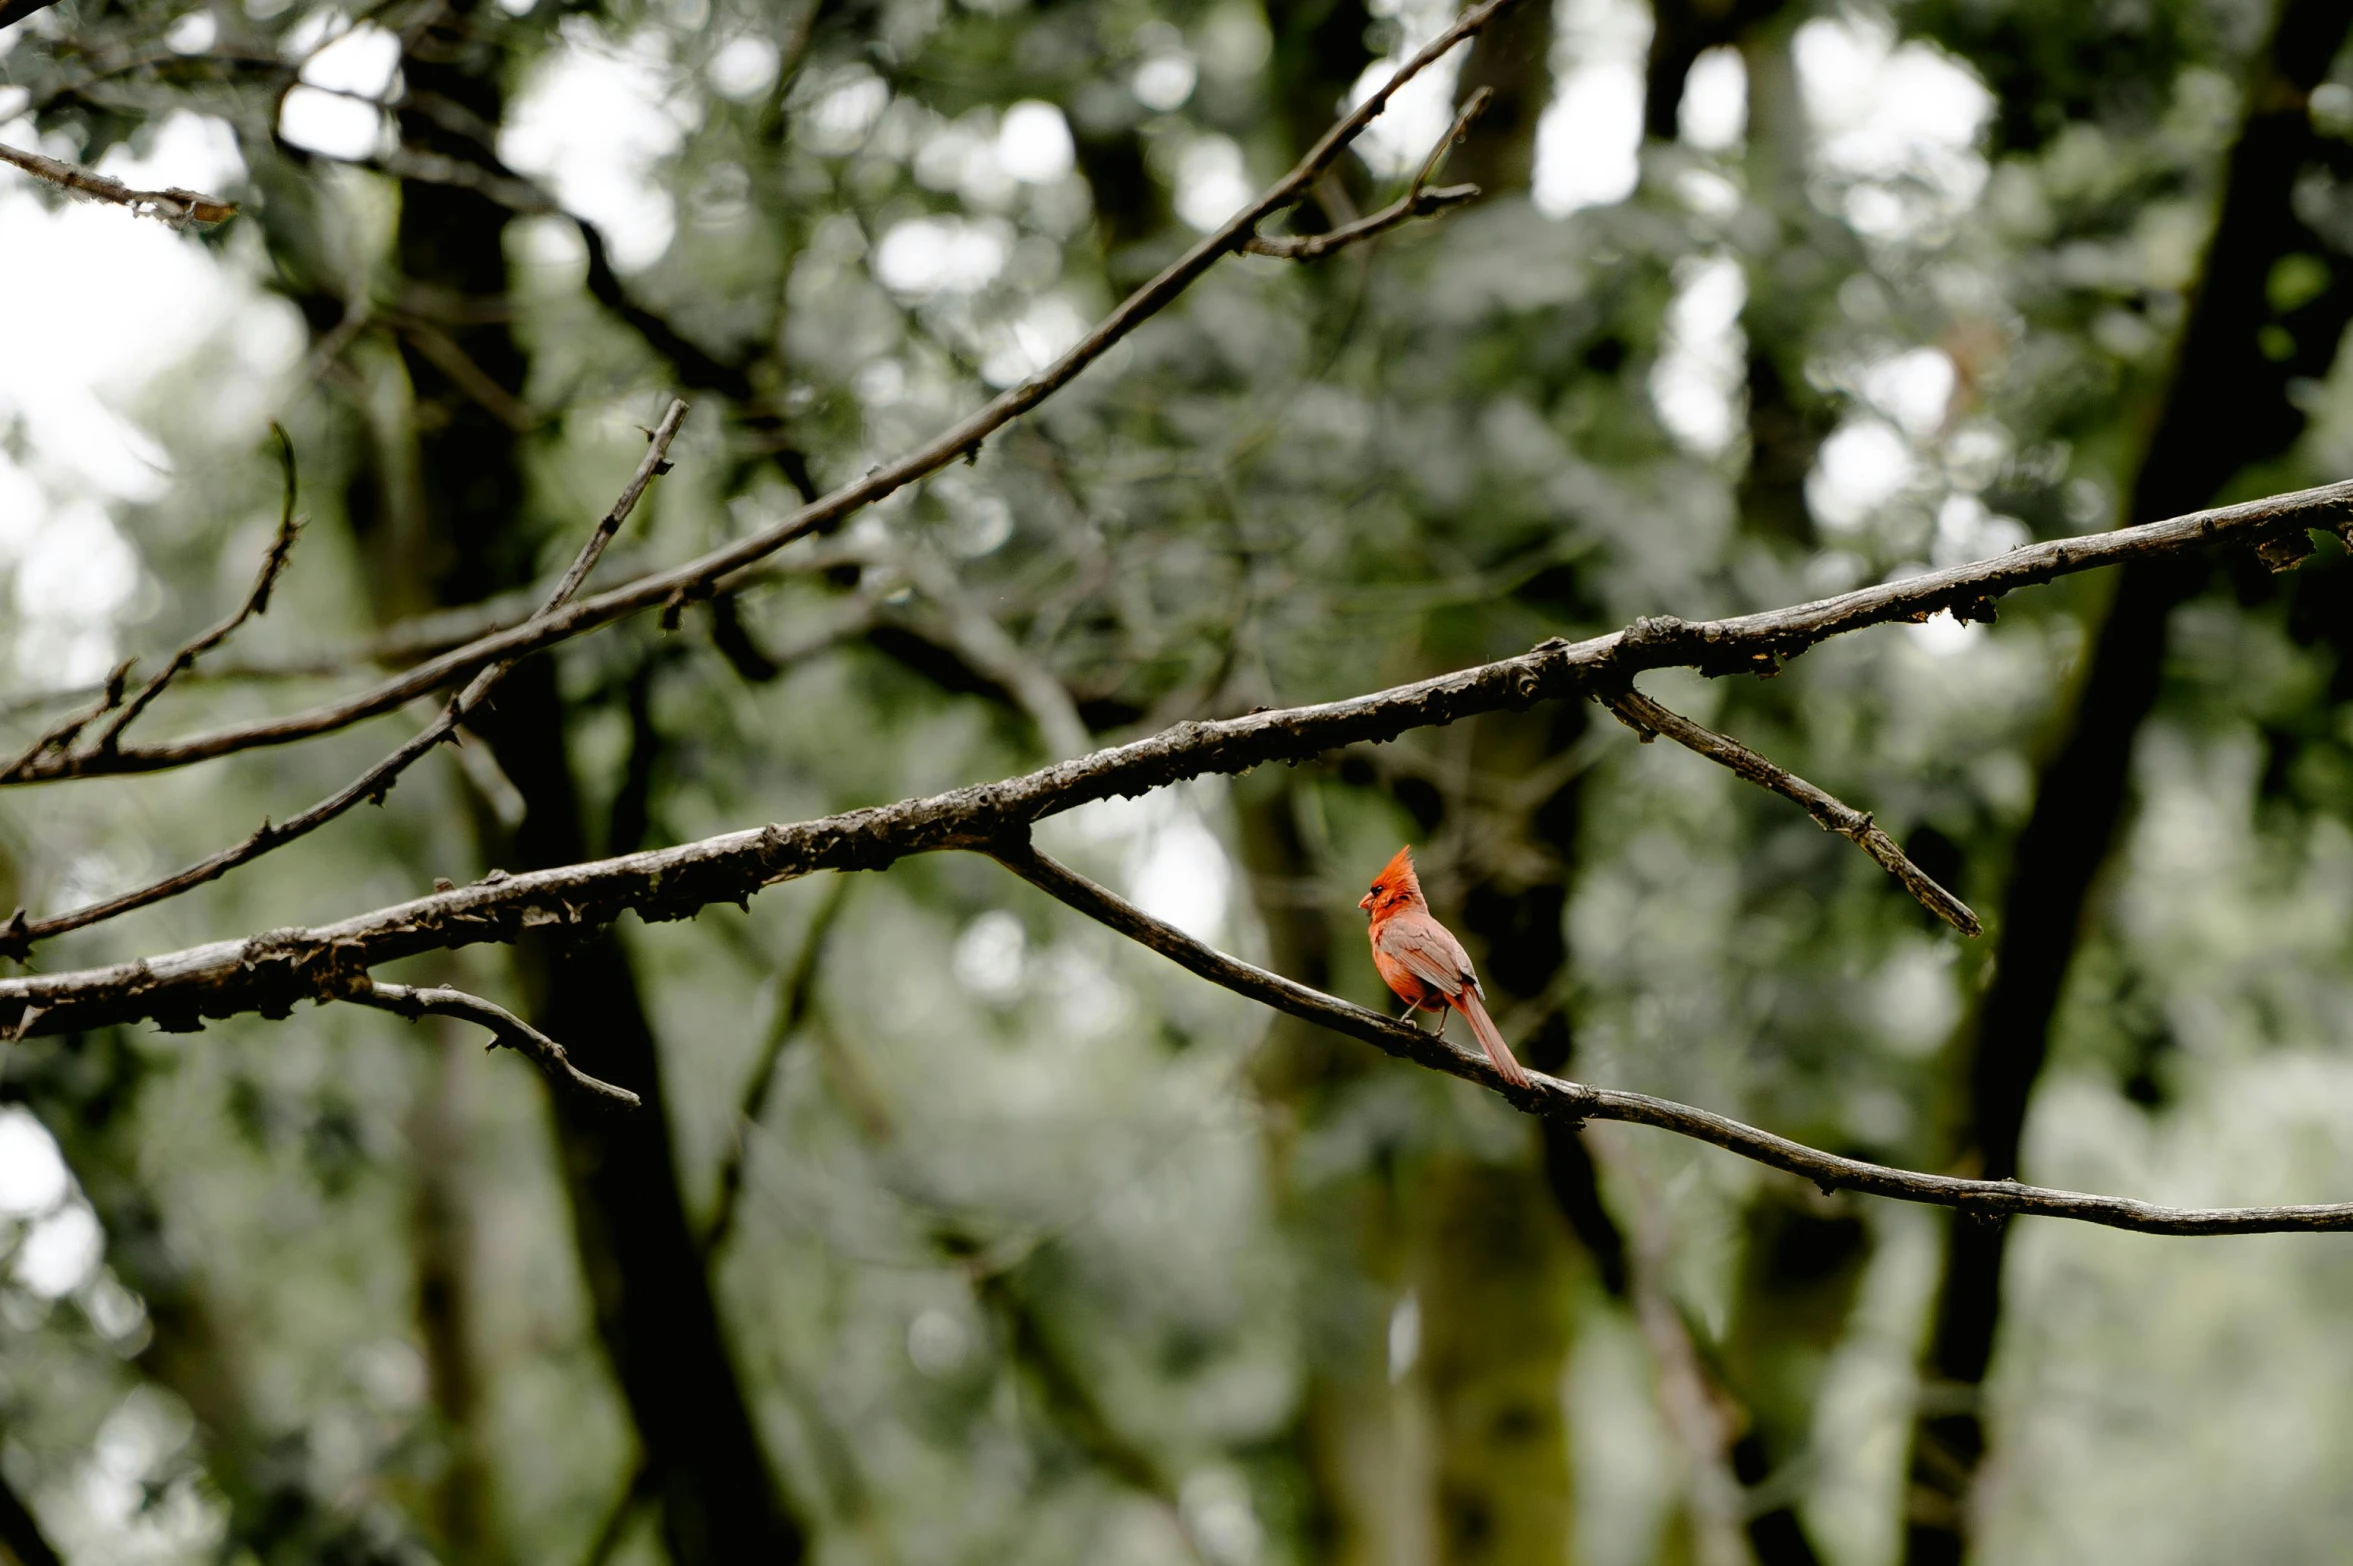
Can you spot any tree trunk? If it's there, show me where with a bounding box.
[410,1028,508,1564]
[1902,4,2353,1559]
[379,5,808,1558]
[1644,0,1787,144]
[1734,12,1844,553]
[1450,0,1554,199]
[1635,13,1856,1556]
[468,664,805,1564]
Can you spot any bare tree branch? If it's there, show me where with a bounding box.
[0,402,688,957]
[345,978,641,1107]
[17,460,2346,791]
[0,138,236,226]
[541,401,690,605]
[982,842,2353,1236]
[5,812,2349,1231]
[1244,87,1491,260]
[0,481,2344,1236]
[0,482,2340,1021]
[894,546,1092,758]
[702,873,852,1257]
[389,313,542,432]
[11,715,2353,1228]
[0,540,871,725]
[3,0,1527,788]
[92,426,305,753]
[1602,684,1981,935]
[1,659,132,778]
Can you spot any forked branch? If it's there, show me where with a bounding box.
[93,426,304,752]
[0,476,2344,1226]
[0,660,132,779]
[3,0,1529,788]
[17,456,2343,791]
[1245,87,1493,260]
[0,402,689,958]
[986,840,2353,1237]
[1601,684,1981,935]
[345,978,640,1107]
[0,481,2338,1005]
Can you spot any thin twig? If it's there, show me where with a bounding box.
[389,315,540,431]
[0,140,237,227]
[1244,87,1492,260]
[703,873,853,1257]
[0,660,131,778]
[345,978,640,1107]
[0,403,688,957]
[0,538,876,724]
[92,427,304,753]
[4,0,1527,788]
[1244,182,1482,262]
[894,546,1091,758]
[543,400,686,607]
[1601,685,1981,936]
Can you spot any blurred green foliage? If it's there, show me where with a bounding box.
[0,0,2351,1560]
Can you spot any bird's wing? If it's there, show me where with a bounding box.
[1374,917,1468,998]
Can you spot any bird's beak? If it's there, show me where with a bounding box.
[1357,891,1374,912]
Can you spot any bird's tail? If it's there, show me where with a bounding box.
[1451,987,1530,1090]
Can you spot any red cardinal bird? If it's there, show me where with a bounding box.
[1359,846,1530,1090]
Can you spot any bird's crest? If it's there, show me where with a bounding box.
[1363,845,1424,912]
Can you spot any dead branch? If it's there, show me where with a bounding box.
[93,427,304,752]
[0,139,237,227]
[14,462,2345,791]
[1244,87,1491,260]
[345,978,640,1107]
[0,402,688,957]
[10,785,2353,1232]
[0,477,2339,1008]
[1,659,132,777]
[1602,685,1981,935]
[980,843,2353,1236]
[0,0,1527,787]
